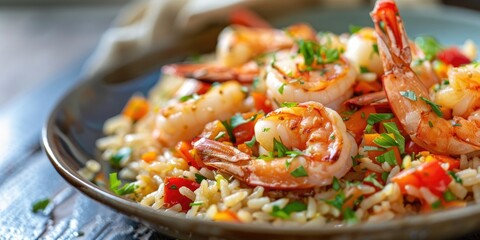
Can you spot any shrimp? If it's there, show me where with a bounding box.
[434,64,480,118]
[153,81,248,147]
[371,0,480,155]
[266,49,356,110]
[344,27,384,76]
[193,101,357,189]
[161,24,317,83]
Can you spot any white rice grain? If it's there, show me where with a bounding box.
[359,161,384,173]
[305,216,326,226]
[306,197,317,219]
[224,191,248,208]
[248,186,265,199]
[405,185,422,199]
[103,115,132,135]
[247,197,270,211]
[86,160,101,173]
[291,211,307,223]
[186,205,199,218]
[457,168,477,179]
[361,187,387,210]
[262,198,289,213]
[199,168,215,180]
[140,191,156,206]
[205,205,218,220]
[179,186,196,201]
[387,166,400,183]
[419,187,438,204]
[450,180,468,199]
[318,201,330,215]
[382,162,392,172]
[252,212,274,221]
[96,136,123,150]
[402,155,412,169]
[237,209,253,223]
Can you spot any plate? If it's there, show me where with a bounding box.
[43,5,480,240]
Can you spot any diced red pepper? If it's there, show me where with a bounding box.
[437,47,471,67]
[175,141,203,169]
[429,154,460,170]
[164,177,200,212]
[122,96,149,121]
[416,160,452,195]
[343,105,377,144]
[392,160,451,196]
[251,92,273,114]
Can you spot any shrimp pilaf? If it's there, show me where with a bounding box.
[95,0,480,225]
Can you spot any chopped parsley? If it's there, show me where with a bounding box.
[372,44,379,55]
[367,113,394,125]
[364,173,383,188]
[429,121,434,128]
[351,154,363,166]
[376,150,397,166]
[245,136,256,148]
[415,36,442,60]
[32,198,50,213]
[109,172,138,195]
[278,83,286,94]
[349,25,362,34]
[169,184,178,190]
[221,114,257,143]
[194,173,206,184]
[360,66,369,74]
[110,147,132,167]
[189,201,204,207]
[420,97,443,117]
[280,102,298,108]
[443,190,456,202]
[290,165,308,178]
[263,128,270,132]
[179,93,200,102]
[383,122,405,154]
[273,138,289,157]
[400,90,417,101]
[332,177,341,191]
[342,207,358,224]
[297,39,340,67]
[452,121,462,127]
[373,133,399,148]
[214,131,226,141]
[271,201,307,219]
[381,171,389,182]
[325,191,347,210]
[448,171,462,184]
[363,146,386,152]
[431,200,442,209]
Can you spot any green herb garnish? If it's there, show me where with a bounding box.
[420,96,443,117]
[271,201,307,219]
[376,150,397,166]
[32,198,50,213]
[373,133,400,148]
[195,173,207,184]
[245,136,256,148]
[189,201,204,207]
[179,93,200,102]
[448,171,462,184]
[415,36,442,60]
[110,147,132,167]
[367,113,394,125]
[332,177,341,191]
[214,132,226,141]
[364,173,383,188]
[280,102,298,108]
[383,122,405,154]
[400,90,417,101]
[290,165,308,178]
[349,25,362,34]
[109,172,138,195]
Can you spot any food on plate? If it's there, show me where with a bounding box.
[95,0,480,225]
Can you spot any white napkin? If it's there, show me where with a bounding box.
[82,0,436,75]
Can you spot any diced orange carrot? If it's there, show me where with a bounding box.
[344,105,377,144]
[237,143,253,155]
[213,210,241,223]
[122,96,149,121]
[175,141,203,169]
[391,168,422,194]
[343,187,364,210]
[430,154,460,170]
[141,151,157,163]
[251,92,273,114]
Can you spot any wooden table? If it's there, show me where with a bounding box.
[1,2,480,240]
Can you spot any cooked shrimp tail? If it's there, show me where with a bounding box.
[193,101,357,189]
[372,0,480,155]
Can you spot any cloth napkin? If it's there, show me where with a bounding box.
[82,0,437,75]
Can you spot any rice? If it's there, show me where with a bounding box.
[95,46,480,227]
